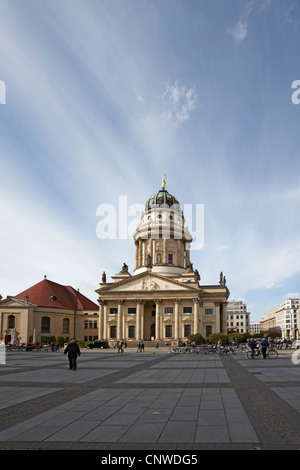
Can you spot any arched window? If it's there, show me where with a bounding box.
[41,316,50,333]
[8,315,15,329]
[62,318,69,334]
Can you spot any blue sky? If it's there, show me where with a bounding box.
[1,0,300,321]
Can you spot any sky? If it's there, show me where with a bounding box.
[1,0,300,321]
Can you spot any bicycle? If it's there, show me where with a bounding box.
[168,346,180,354]
[247,347,278,359]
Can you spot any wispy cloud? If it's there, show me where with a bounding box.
[283,3,300,27]
[162,81,198,124]
[1,0,300,323]
[230,17,249,44]
[228,0,272,44]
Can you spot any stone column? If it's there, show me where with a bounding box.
[193,298,200,334]
[135,242,139,269]
[155,299,162,340]
[136,300,144,340]
[163,238,167,264]
[185,243,190,267]
[152,240,156,265]
[173,298,181,341]
[117,300,124,340]
[138,239,142,268]
[215,302,220,334]
[176,240,181,266]
[98,300,106,339]
[221,302,228,334]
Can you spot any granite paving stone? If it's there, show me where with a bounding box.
[0,348,299,450]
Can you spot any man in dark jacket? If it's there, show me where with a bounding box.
[260,337,269,359]
[248,338,257,359]
[64,338,81,370]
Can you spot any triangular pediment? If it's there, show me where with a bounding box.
[98,272,199,293]
[0,297,35,308]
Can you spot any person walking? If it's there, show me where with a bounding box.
[248,338,257,359]
[260,337,269,359]
[64,338,81,370]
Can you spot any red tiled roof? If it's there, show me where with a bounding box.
[15,279,98,310]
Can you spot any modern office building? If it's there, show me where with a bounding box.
[260,298,300,339]
[227,300,250,333]
[249,321,260,335]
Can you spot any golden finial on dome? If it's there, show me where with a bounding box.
[162,173,166,190]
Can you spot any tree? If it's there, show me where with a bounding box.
[207,333,229,345]
[56,336,65,347]
[228,332,250,343]
[263,331,281,339]
[187,333,206,345]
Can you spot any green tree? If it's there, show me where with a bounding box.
[228,332,250,343]
[187,333,206,345]
[56,336,65,347]
[207,333,229,345]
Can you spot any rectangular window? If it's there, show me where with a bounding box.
[165,325,173,337]
[110,325,117,338]
[84,320,88,329]
[93,320,97,329]
[41,317,50,333]
[110,308,118,314]
[168,254,173,264]
[205,309,213,315]
[128,326,135,338]
[62,318,69,334]
[183,307,192,314]
[165,307,173,314]
[205,325,212,336]
[128,307,136,314]
[184,325,191,337]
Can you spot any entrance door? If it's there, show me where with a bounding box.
[5,335,11,345]
[150,323,155,339]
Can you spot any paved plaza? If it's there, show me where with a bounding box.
[0,347,300,451]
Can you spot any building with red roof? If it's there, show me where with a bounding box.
[0,277,99,345]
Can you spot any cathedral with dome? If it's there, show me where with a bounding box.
[96,177,230,346]
[0,177,230,347]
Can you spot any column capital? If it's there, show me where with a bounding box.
[136,299,144,305]
[154,299,162,304]
[117,299,125,305]
[173,298,181,304]
[98,299,107,306]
